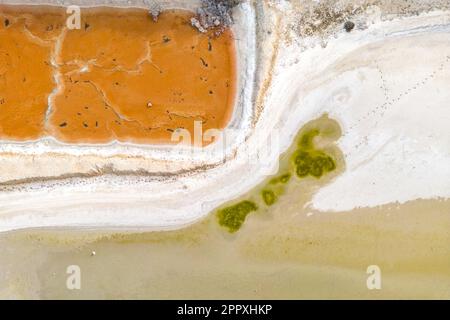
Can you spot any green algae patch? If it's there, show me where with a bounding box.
[269,173,292,185]
[291,124,337,179]
[292,149,336,178]
[217,200,258,233]
[216,114,342,233]
[262,189,277,206]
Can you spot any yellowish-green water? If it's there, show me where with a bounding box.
[0,115,449,299]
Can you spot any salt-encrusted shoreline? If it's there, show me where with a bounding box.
[0,0,264,232]
[0,1,449,232]
[261,6,450,213]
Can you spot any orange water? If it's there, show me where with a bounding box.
[0,6,237,144]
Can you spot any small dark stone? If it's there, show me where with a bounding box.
[344,21,355,32]
[59,122,67,127]
[4,19,10,27]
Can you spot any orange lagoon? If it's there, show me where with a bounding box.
[0,5,237,144]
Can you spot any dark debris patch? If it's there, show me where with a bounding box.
[294,0,450,40]
[208,39,213,51]
[147,0,162,22]
[200,57,209,67]
[191,0,241,34]
[344,21,355,32]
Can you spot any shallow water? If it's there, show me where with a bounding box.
[0,116,448,299]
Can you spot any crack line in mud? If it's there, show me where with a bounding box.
[63,40,161,75]
[22,25,53,47]
[44,27,67,130]
[81,79,148,131]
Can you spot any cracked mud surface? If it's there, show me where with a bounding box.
[0,5,237,144]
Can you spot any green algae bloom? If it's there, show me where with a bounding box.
[269,173,292,185]
[217,200,258,233]
[262,189,277,206]
[292,128,336,179]
[292,149,335,178]
[217,116,341,233]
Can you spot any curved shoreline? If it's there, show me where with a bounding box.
[0,1,449,232]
